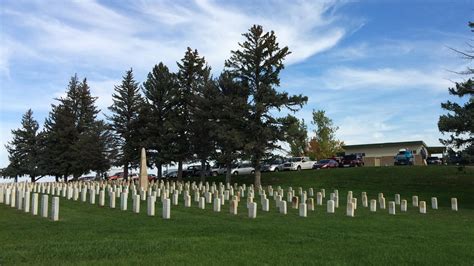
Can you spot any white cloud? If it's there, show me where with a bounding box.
[1,0,351,73]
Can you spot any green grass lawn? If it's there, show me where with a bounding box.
[1,166,473,265]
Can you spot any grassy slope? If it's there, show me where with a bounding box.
[1,166,473,265]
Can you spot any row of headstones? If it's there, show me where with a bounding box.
[0,188,60,221]
[342,191,458,217]
[0,181,459,220]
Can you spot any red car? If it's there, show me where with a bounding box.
[312,159,339,169]
[108,172,125,181]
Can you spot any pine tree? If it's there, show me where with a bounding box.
[225,25,308,186]
[214,71,248,183]
[438,22,474,163]
[174,48,212,180]
[142,63,177,179]
[4,109,42,182]
[42,75,111,181]
[108,69,143,179]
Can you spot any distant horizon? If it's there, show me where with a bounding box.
[1,0,472,168]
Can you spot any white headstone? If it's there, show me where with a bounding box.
[199,197,205,209]
[388,201,396,215]
[41,194,49,218]
[362,193,368,208]
[262,198,269,212]
[412,195,418,207]
[379,197,386,209]
[327,200,335,213]
[133,194,140,213]
[279,200,287,214]
[31,193,38,215]
[147,196,156,216]
[370,199,377,212]
[99,191,105,206]
[81,189,87,202]
[351,198,357,210]
[401,199,407,212]
[51,196,59,221]
[90,189,96,204]
[431,197,438,210]
[121,193,128,211]
[172,193,179,206]
[248,202,257,218]
[299,203,307,217]
[162,198,171,219]
[184,194,191,207]
[346,202,354,217]
[109,192,116,208]
[419,201,426,214]
[24,191,30,213]
[451,198,458,211]
[307,198,315,211]
[230,200,238,215]
[316,192,323,205]
[395,194,401,205]
[213,197,221,212]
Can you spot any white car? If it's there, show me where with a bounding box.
[282,157,315,171]
[230,163,255,176]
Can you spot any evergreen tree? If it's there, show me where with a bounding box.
[42,101,77,181]
[225,25,307,186]
[214,71,248,184]
[108,69,143,179]
[42,75,111,181]
[174,48,212,180]
[142,63,177,179]
[438,22,474,163]
[4,109,42,182]
[311,110,344,159]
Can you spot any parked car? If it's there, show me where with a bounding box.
[282,157,315,171]
[394,149,414,166]
[164,170,178,179]
[261,159,284,172]
[427,156,442,165]
[211,164,227,176]
[340,154,364,167]
[313,159,339,169]
[230,163,255,176]
[108,172,125,181]
[148,174,157,182]
[186,165,211,177]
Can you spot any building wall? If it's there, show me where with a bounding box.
[346,144,426,166]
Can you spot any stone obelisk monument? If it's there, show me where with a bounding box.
[139,148,148,190]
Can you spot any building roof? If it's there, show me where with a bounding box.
[343,140,427,149]
[343,140,446,154]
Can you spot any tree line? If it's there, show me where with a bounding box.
[3,25,319,185]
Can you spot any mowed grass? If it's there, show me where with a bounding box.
[1,166,473,265]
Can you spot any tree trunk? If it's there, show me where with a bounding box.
[225,163,232,184]
[254,158,261,187]
[177,161,183,182]
[64,175,68,183]
[31,175,36,183]
[157,163,162,179]
[55,176,59,182]
[14,175,18,183]
[200,159,206,183]
[123,163,129,181]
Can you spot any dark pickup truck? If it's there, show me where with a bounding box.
[340,154,364,167]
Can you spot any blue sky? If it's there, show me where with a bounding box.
[0,0,472,167]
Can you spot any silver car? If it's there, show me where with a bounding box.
[261,159,284,172]
[230,163,255,175]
